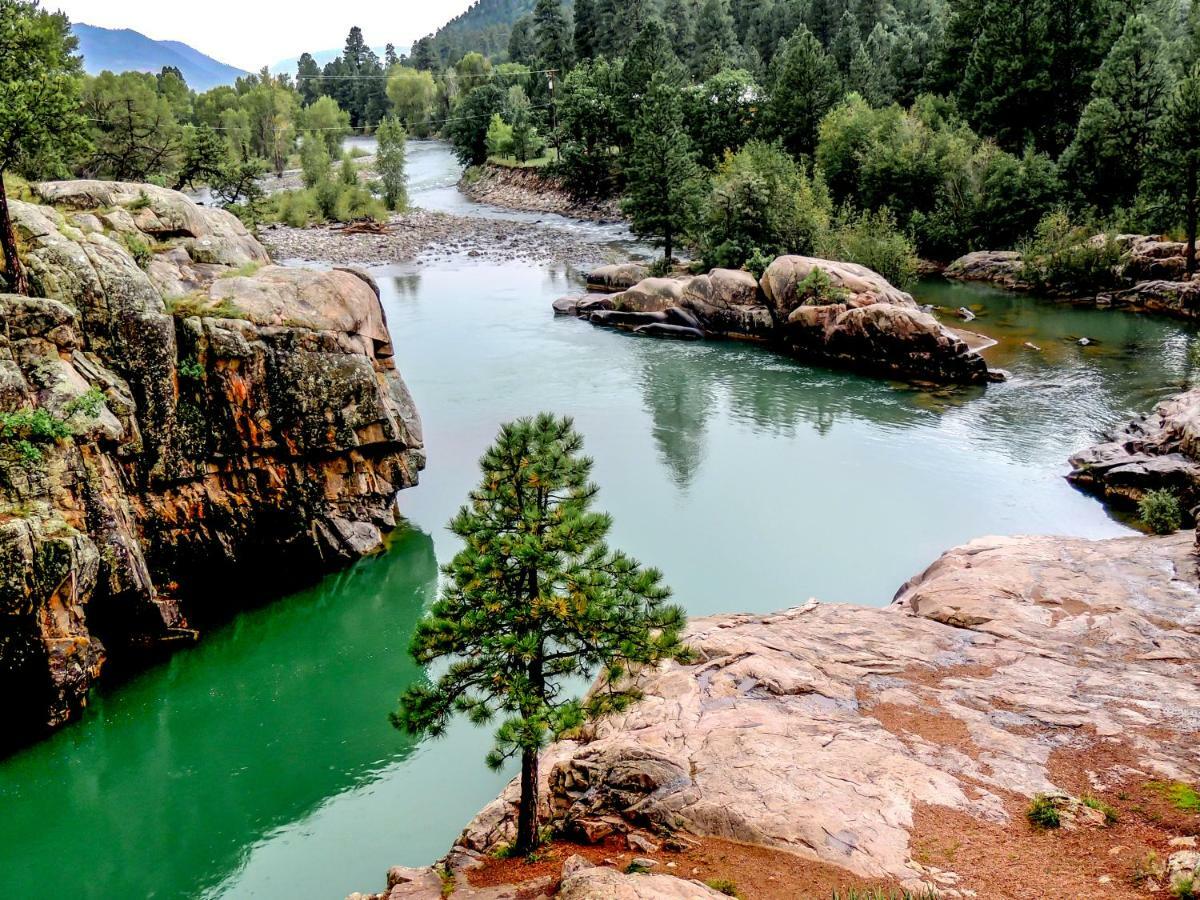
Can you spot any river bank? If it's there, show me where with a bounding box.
[259,208,627,269]
[459,163,623,223]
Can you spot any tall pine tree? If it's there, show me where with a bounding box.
[764,26,843,157]
[392,415,688,856]
[622,73,705,262]
[533,0,573,75]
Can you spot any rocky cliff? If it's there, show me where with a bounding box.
[557,258,996,385]
[358,531,1200,899]
[1,181,423,739]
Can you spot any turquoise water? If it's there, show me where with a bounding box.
[2,146,1197,900]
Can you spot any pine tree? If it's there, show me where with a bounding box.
[1143,66,1200,275]
[392,414,688,856]
[0,0,86,296]
[622,74,705,262]
[692,0,739,79]
[173,124,227,190]
[1060,14,1172,211]
[663,0,698,66]
[574,0,598,60]
[831,9,862,73]
[764,26,843,157]
[297,52,323,105]
[534,0,573,74]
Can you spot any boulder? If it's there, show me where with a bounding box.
[558,867,729,899]
[680,268,772,337]
[586,263,651,293]
[943,250,1026,289]
[610,277,690,313]
[760,255,915,320]
[1068,388,1200,510]
[1,183,424,739]
[1098,279,1200,320]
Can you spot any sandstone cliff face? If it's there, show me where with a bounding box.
[566,258,995,385]
[1,181,423,737]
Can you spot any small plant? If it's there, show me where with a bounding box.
[648,256,673,277]
[127,190,152,211]
[122,234,152,269]
[0,407,72,463]
[1174,876,1198,900]
[1132,850,1164,885]
[436,866,455,898]
[1139,489,1183,535]
[64,387,105,419]
[705,878,740,897]
[745,247,774,280]
[218,261,261,279]
[1081,795,1119,825]
[178,357,205,381]
[1026,794,1061,830]
[1148,780,1200,812]
[831,890,939,900]
[625,860,653,874]
[797,266,850,306]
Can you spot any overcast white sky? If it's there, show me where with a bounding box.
[49,1,472,70]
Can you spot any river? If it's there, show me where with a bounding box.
[1,142,1195,900]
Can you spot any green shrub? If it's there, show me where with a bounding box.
[178,357,205,380]
[704,878,740,897]
[1174,876,1197,900]
[122,234,152,269]
[339,153,358,187]
[700,140,829,271]
[485,113,515,160]
[300,132,331,189]
[797,266,850,306]
[1026,794,1061,830]
[0,403,78,464]
[1138,489,1182,535]
[1081,795,1119,825]
[1018,211,1123,296]
[818,207,918,289]
[745,247,774,280]
[1148,780,1200,812]
[127,190,151,211]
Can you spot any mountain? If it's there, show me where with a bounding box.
[71,23,249,91]
[270,46,398,77]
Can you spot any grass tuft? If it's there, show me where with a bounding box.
[1026,794,1061,830]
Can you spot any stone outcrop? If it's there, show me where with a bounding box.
[1,181,423,737]
[943,250,1027,289]
[1068,388,1200,512]
[430,532,1199,897]
[568,257,996,385]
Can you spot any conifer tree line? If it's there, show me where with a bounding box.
[411,0,1200,271]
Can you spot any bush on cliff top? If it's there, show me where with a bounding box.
[818,207,919,290]
[1018,211,1123,296]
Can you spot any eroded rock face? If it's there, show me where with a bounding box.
[943,250,1027,290]
[450,532,1200,893]
[562,257,994,385]
[1068,388,1200,512]
[1,182,423,737]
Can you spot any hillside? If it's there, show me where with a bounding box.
[71,23,248,90]
[423,0,552,65]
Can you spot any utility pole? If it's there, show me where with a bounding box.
[548,69,560,161]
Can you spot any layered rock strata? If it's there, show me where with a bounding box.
[1,181,423,735]
[564,258,995,385]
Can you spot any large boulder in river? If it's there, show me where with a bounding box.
[760,255,915,320]
[1,182,423,739]
[1068,388,1200,511]
[680,268,773,337]
[609,276,689,312]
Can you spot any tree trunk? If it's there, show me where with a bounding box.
[1187,158,1197,280]
[515,745,540,855]
[0,173,30,297]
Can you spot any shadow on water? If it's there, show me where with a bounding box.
[0,526,467,900]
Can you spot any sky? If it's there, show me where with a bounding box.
[49,0,473,70]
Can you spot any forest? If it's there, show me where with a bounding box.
[5,0,1200,293]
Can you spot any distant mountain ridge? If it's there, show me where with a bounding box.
[72,23,249,90]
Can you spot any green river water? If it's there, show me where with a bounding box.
[1,143,1197,899]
